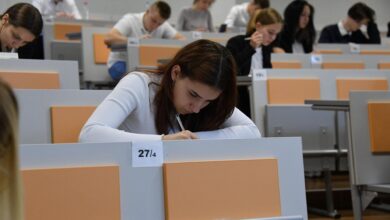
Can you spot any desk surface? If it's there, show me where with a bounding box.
[305,99,350,111]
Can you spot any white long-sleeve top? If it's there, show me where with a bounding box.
[32,0,82,19]
[224,2,249,29]
[79,72,261,143]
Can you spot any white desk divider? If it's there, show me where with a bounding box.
[348,91,390,219]
[16,89,111,144]
[82,26,112,83]
[0,59,79,89]
[272,53,390,69]
[20,138,307,220]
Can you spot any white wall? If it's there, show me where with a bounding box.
[1,0,389,31]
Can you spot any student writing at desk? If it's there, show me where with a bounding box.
[104,1,185,81]
[32,0,82,20]
[226,8,282,117]
[0,3,43,58]
[79,40,261,142]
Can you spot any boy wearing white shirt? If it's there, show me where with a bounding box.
[32,0,82,20]
[224,0,269,31]
[104,1,185,80]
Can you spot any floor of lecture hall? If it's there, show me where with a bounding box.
[305,172,390,220]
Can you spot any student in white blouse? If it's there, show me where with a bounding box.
[79,39,261,143]
[224,0,269,31]
[32,0,82,20]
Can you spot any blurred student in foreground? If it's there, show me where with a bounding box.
[0,79,23,220]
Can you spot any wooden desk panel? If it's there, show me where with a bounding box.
[50,106,96,143]
[336,78,388,100]
[267,78,321,104]
[272,61,302,69]
[0,71,60,89]
[22,166,121,220]
[322,62,365,69]
[163,158,281,220]
[368,102,390,153]
[93,34,110,64]
[139,45,180,66]
[54,23,82,41]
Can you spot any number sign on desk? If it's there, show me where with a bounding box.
[132,141,163,167]
[252,69,268,81]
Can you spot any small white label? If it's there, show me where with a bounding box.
[132,141,163,167]
[311,54,323,64]
[192,31,203,40]
[349,43,360,53]
[127,37,140,46]
[252,69,267,81]
[0,52,18,59]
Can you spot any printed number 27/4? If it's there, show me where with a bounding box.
[138,149,157,158]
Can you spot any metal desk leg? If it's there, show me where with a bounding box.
[308,168,341,218]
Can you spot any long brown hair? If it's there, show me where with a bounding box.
[0,79,22,220]
[1,3,43,38]
[154,39,237,134]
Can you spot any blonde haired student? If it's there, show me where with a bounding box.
[0,79,23,220]
[226,8,283,117]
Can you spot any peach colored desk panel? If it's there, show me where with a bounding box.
[0,71,60,89]
[50,106,96,143]
[163,159,281,220]
[23,166,120,220]
[368,102,390,153]
[336,78,388,100]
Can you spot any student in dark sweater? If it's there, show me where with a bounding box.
[0,3,43,58]
[226,8,283,117]
[276,0,316,53]
[319,2,380,44]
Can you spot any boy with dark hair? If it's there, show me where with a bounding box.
[104,1,185,80]
[318,2,380,44]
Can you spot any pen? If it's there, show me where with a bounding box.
[244,37,251,40]
[175,114,185,131]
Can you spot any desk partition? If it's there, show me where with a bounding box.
[82,26,112,83]
[0,59,79,89]
[348,91,390,219]
[16,89,110,144]
[20,138,307,220]
[271,54,390,69]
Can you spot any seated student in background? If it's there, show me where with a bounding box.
[104,1,186,81]
[177,0,215,32]
[276,0,316,53]
[0,3,43,59]
[32,0,82,20]
[318,2,380,44]
[226,8,282,117]
[0,79,23,220]
[224,0,269,32]
[79,40,261,142]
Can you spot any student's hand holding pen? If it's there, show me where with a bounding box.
[248,31,263,49]
[161,114,198,140]
[162,130,198,140]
